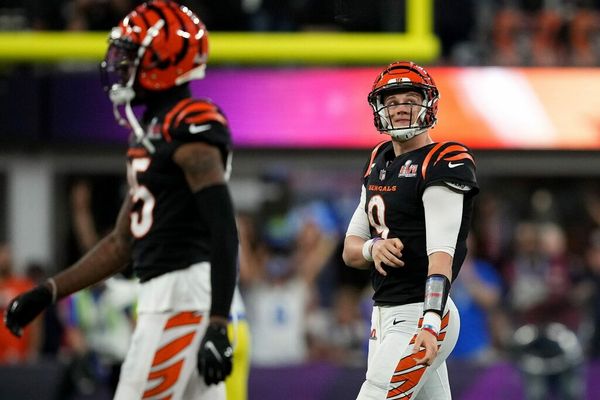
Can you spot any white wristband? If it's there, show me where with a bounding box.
[422,311,441,335]
[362,238,380,262]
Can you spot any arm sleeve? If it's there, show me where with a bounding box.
[345,185,371,240]
[194,184,238,318]
[423,185,464,257]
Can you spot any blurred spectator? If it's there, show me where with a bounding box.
[491,3,528,65]
[59,180,136,396]
[504,222,581,331]
[580,230,600,358]
[0,243,42,364]
[473,191,515,266]
[510,322,584,400]
[306,285,370,366]
[239,203,337,367]
[450,234,505,364]
[60,279,136,395]
[569,6,600,66]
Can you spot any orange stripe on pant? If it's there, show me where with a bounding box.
[387,350,427,399]
[143,359,185,398]
[142,312,202,398]
[391,311,451,398]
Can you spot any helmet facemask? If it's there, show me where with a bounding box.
[100,31,139,106]
[100,20,165,152]
[369,85,437,142]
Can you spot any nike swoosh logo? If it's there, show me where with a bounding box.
[205,341,223,362]
[448,162,464,168]
[189,123,212,134]
[392,318,405,325]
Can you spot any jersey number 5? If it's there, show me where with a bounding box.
[127,158,155,238]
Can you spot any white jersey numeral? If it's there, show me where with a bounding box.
[367,195,389,239]
[127,157,155,238]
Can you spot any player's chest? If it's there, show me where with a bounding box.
[366,156,423,205]
[126,146,181,190]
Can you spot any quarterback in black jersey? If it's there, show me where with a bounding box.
[4,2,242,399]
[343,62,479,400]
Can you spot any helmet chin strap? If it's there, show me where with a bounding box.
[387,127,427,142]
[108,19,165,153]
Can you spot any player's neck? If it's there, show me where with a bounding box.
[142,85,192,121]
[392,133,432,155]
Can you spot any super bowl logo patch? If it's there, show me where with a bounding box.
[379,169,386,181]
[146,117,162,140]
[398,160,418,178]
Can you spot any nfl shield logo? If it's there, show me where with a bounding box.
[379,169,386,181]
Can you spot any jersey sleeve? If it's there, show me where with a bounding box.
[420,141,478,195]
[162,98,232,153]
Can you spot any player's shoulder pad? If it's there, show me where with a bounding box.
[420,141,478,194]
[161,97,230,144]
[420,141,476,180]
[363,140,393,178]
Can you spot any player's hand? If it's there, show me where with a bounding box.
[197,322,233,385]
[372,238,404,276]
[412,328,438,366]
[4,284,52,337]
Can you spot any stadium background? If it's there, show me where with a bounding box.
[1,0,600,399]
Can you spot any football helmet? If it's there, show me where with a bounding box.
[101,0,209,103]
[99,0,209,150]
[367,61,439,142]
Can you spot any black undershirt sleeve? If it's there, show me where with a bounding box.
[193,184,238,318]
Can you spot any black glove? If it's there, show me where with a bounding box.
[197,322,233,385]
[4,284,52,337]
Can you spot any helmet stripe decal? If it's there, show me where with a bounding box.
[147,3,170,40]
[165,1,189,65]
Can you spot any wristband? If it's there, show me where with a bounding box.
[421,325,439,338]
[422,312,441,335]
[361,237,381,262]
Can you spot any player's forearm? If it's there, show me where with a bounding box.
[342,235,372,269]
[51,231,131,300]
[427,252,453,281]
[194,184,238,319]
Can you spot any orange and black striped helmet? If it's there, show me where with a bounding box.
[367,61,439,141]
[101,0,208,100]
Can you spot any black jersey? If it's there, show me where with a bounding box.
[362,140,479,306]
[126,93,232,282]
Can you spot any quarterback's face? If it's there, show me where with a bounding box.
[383,90,424,129]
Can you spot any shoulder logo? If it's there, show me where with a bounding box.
[448,162,464,168]
[392,318,405,325]
[189,123,212,134]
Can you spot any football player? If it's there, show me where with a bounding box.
[3,1,245,399]
[343,61,479,399]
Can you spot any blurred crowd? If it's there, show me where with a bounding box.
[2,171,600,398]
[1,0,600,66]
